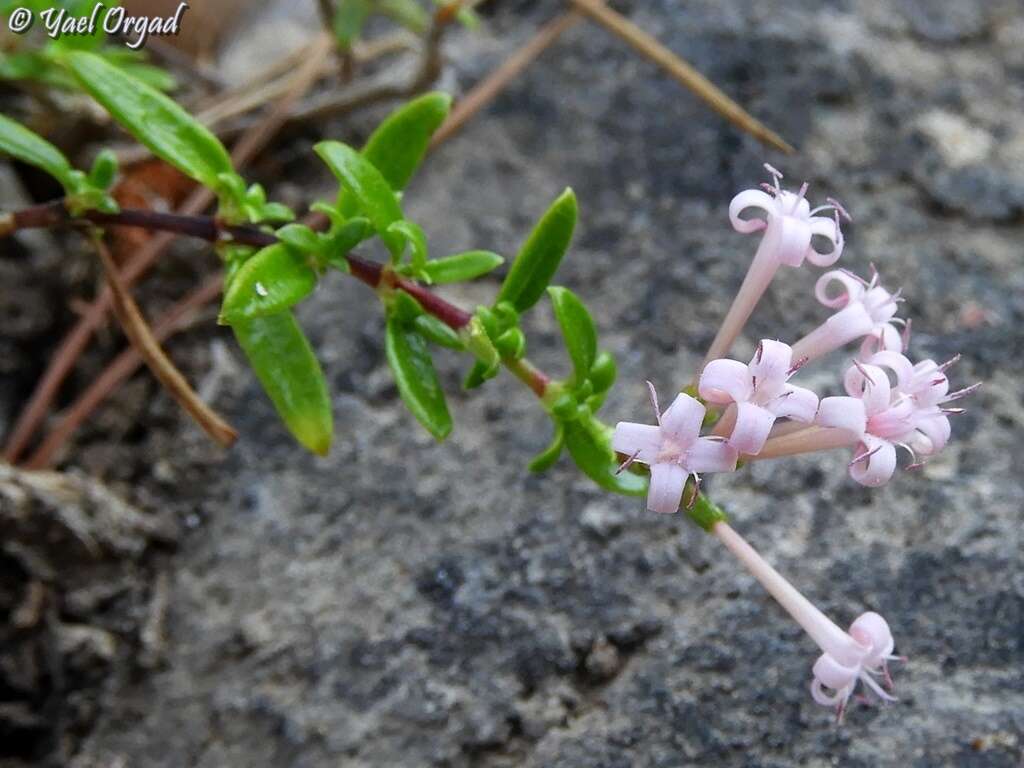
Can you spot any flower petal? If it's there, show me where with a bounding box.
[823,302,876,352]
[770,212,813,267]
[844,363,892,415]
[728,189,776,234]
[647,462,686,514]
[866,350,916,391]
[849,437,897,487]
[729,401,776,455]
[771,384,819,422]
[816,396,867,437]
[849,612,895,668]
[914,411,951,456]
[659,393,706,448]
[812,653,860,692]
[806,215,844,267]
[698,359,752,405]
[815,269,865,309]
[684,437,738,473]
[612,422,663,464]
[748,339,792,389]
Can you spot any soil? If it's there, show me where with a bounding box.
[1,0,1022,766]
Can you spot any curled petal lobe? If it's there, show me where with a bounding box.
[812,652,859,694]
[824,302,876,348]
[699,359,752,404]
[844,363,891,415]
[913,410,951,456]
[771,213,813,267]
[729,402,776,455]
[612,422,663,464]
[659,393,705,448]
[771,384,819,422]
[647,462,687,514]
[849,612,895,668]
[867,350,916,390]
[858,323,903,359]
[685,437,739,473]
[728,189,775,234]
[815,269,865,309]
[849,437,897,487]
[816,396,867,437]
[748,339,792,387]
[806,216,844,266]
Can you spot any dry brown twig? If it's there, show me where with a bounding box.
[89,234,236,449]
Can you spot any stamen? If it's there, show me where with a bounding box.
[760,182,778,196]
[684,473,701,509]
[646,380,661,423]
[901,318,912,352]
[868,263,880,290]
[850,444,882,466]
[940,407,966,415]
[615,449,641,475]
[938,354,961,372]
[852,359,876,385]
[764,163,784,186]
[787,355,809,377]
[826,197,852,222]
[944,382,981,401]
[839,268,869,286]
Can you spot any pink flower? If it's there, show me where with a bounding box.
[698,339,819,455]
[703,165,849,367]
[790,268,906,363]
[712,521,901,721]
[613,384,738,514]
[728,164,846,269]
[815,360,917,486]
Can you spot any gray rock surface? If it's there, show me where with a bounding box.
[8,0,1024,765]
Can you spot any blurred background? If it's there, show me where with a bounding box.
[1,0,1021,765]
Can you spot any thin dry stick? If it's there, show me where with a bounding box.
[91,235,236,448]
[431,11,582,149]
[568,0,795,155]
[25,275,225,470]
[3,35,332,464]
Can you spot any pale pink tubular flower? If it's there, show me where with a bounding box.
[790,268,907,363]
[702,165,848,367]
[698,339,819,455]
[612,384,738,514]
[713,521,901,720]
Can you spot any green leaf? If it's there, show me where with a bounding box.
[563,416,647,495]
[547,286,596,385]
[64,51,235,193]
[496,189,577,313]
[388,219,428,273]
[233,312,333,456]
[589,351,617,394]
[422,250,503,284]
[528,425,564,472]
[377,0,430,34]
[333,0,370,47]
[362,91,451,191]
[87,149,118,190]
[0,114,77,191]
[221,244,317,322]
[322,217,372,270]
[385,316,452,440]
[314,140,404,257]
[414,314,463,349]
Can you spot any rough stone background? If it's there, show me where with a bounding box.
[3,0,1023,765]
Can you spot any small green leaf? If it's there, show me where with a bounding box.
[314,141,404,257]
[414,314,463,349]
[87,149,118,190]
[275,223,321,254]
[333,0,370,47]
[494,327,526,360]
[496,189,577,313]
[362,92,451,191]
[563,416,647,496]
[385,316,452,440]
[388,219,429,273]
[589,351,617,394]
[0,114,77,191]
[233,312,333,456]
[547,286,597,385]
[64,52,235,193]
[322,217,372,271]
[378,0,430,34]
[687,493,728,532]
[221,244,317,322]
[422,250,503,284]
[528,425,564,472]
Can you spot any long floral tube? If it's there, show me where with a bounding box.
[712,521,901,718]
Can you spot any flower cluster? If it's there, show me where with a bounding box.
[613,166,977,719]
